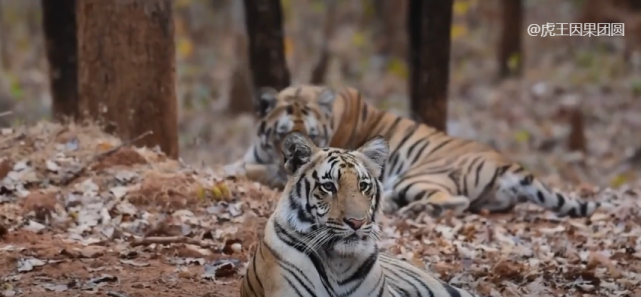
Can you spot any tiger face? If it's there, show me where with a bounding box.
[254,86,336,163]
[276,132,389,257]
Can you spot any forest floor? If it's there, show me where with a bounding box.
[2,0,641,296]
[1,122,640,297]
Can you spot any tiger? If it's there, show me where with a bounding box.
[240,131,480,297]
[224,85,611,219]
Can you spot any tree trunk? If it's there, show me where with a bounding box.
[77,0,179,159]
[228,0,255,115]
[0,2,10,71]
[497,0,523,79]
[374,0,408,59]
[42,0,79,122]
[243,0,291,91]
[309,0,337,85]
[407,0,452,132]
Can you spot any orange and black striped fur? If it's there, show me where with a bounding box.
[224,85,610,218]
[240,132,479,297]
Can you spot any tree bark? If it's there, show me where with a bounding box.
[407,0,452,132]
[309,0,337,85]
[497,0,523,79]
[228,0,255,115]
[77,0,179,159]
[0,2,9,71]
[42,0,79,122]
[243,0,291,91]
[374,0,408,59]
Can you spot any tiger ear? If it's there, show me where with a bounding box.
[255,87,279,117]
[317,88,336,113]
[355,136,389,177]
[281,132,317,174]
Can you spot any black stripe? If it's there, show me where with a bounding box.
[444,284,463,297]
[261,242,315,292]
[273,222,336,296]
[283,276,306,296]
[382,116,403,140]
[429,138,454,154]
[338,251,378,285]
[253,147,265,164]
[411,139,431,164]
[380,259,435,296]
[252,247,263,290]
[472,158,484,187]
[364,271,386,297]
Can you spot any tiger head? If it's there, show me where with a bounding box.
[253,86,337,164]
[274,132,389,257]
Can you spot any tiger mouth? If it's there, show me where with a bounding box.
[342,233,368,243]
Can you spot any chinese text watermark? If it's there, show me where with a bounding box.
[527,23,624,37]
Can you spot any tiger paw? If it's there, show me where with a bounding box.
[223,160,246,177]
[397,200,444,219]
[382,199,399,215]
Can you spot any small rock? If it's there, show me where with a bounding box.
[79,246,106,258]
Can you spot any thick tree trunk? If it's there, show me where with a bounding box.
[243,0,291,91]
[497,0,523,79]
[42,0,79,122]
[77,0,179,159]
[407,0,452,132]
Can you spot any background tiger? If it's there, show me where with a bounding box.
[224,85,610,219]
[240,131,479,297]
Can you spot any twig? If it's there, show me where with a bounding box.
[59,130,153,186]
[129,235,219,250]
[107,292,131,297]
[0,111,11,118]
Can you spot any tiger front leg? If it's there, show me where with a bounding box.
[396,188,471,219]
[223,159,247,176]
[245,163,287,190]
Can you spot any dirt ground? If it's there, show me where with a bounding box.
[1,122,641,297]
[0,122,280,297]
[0,230,239,297]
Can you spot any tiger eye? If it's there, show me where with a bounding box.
[359,181,369,192]
[321,182,336,193]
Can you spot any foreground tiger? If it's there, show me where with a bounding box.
[225,85,609,218]
[240,132,479,297]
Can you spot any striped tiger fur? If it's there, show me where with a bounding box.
[224,85,610,219]
[240,132,480,297]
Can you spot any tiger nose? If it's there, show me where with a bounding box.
[344,218,366,230]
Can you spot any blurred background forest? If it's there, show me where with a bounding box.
[1,0,641,189]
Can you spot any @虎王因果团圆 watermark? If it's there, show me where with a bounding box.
[527,22,624,37]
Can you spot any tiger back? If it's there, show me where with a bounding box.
[227,84,611,219]
[239,132,479,297]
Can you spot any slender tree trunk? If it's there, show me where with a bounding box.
[407,0,452,132]
[243,0,291,91]
[374,0,408,59]
[497,0,523,79]
[77,0,179,159]
[0,2,9,71]
[42,0,79,122]
[228,0,255,115]
[309,0,336,85]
